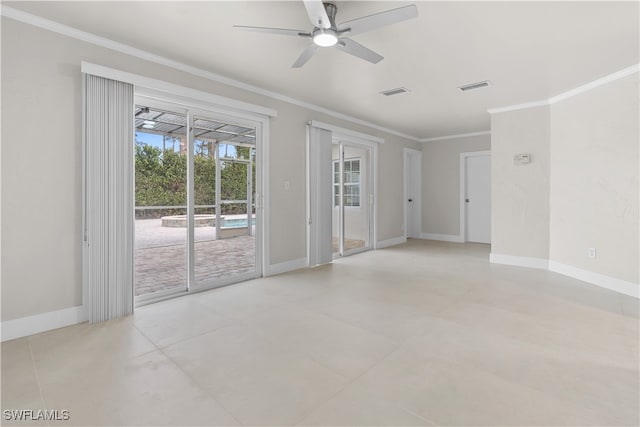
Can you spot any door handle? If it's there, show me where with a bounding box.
[465,198,470,203]
[408,199,413,202]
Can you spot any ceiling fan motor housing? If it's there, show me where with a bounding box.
[322,3,338,28]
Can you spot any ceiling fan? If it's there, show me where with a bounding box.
[234,0,418,68]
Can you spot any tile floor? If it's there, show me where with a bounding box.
[2,240,638,426]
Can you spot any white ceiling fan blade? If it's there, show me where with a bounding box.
[292,44,319,68]
[234,25,310,37]
[303,0,332,29]
[335,38,383,64]
[338,4,418,37]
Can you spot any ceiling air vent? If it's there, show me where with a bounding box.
[458,80,492,92]
[380,87,410,96]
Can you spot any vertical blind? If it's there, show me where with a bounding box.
[308,125,333,266]
[83,74,134,323]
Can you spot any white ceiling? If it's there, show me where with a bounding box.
[6,1,639,139]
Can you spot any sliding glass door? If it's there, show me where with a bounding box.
[192,116,257,287]
[134,107,189,296]
[332,140,372,257]
[134,98,261,302]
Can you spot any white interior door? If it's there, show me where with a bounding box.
[465,154,491,244]
[405,149,421,238]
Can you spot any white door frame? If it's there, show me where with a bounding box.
[306,120,380,264]
[459,150,491,242]
[404,148,422,240]
[131,94,269,306]
[333,138,375,257]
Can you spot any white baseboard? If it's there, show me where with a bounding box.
[421,233,464,243]
[549,261,639,299]
[376,236,407,249]
[1,305,87,342]
[490,253,638,299]
[490,253,550,270]
[265,257,308,277]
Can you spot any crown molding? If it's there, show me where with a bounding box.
[548,63,640,104]
[420,130,491,143]
[488,64,640,114]
[487,100,550,115]
[1,5,421,142]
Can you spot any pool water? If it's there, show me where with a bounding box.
[223,218,256,228]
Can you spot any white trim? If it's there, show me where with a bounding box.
[420,233,464,243]
[549,261,639,299]
[260,120,271,281]
[490,253,549,270]
[372,143,379,250]
[487,100,551,115]
[403,148,422,240]
[265,257,308,277]
[131,93,270,296]
[1,306,87,342]
[460,150,491,244]
[376,236,407,249]
[310,120,384,144]
[490,254,638,299]
[83,62,277,118]
[421,130,491,143]
[548,64,639,104]
[2,6,420,141]
[488,64,639,114]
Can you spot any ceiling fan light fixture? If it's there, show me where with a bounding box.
[313,29,338,47]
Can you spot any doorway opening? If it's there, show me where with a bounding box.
[332,140,373,257]
[134,98,261,303]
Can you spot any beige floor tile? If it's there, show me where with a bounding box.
[398,320,639,425]
[620,295,640,318]
[297,382,431,426]
[242,305,400,379]
[354,353,587,426]
[300,291,441,342]
[190,279,312,321]
[41,351,238,426]
[134,295,234,347]
[0,399,52,426]
[29,317,157,389]
[162,323,290,389]
[1,338,44,414]
[438,299,638,369]
[2,239,636,426]
[163,322,349,425]
[203,356,348,426]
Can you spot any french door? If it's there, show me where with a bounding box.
[134,96,262,303]
[332,139,373,257]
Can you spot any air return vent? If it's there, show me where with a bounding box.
[380,87,410,96]
[458,80,492,92]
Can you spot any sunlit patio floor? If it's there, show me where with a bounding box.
[135,219,255,296]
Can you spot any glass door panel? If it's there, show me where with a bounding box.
[134,105,188,297]
[332,142,341,256]
[193,116,257,285]
[332,140,372,257]
[342,144,370,255]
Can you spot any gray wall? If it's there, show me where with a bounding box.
[491,106,551,259]
[550,74,639,283]
[1,18,420,322]
[490,74,639,285]
[421,134,491,237]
